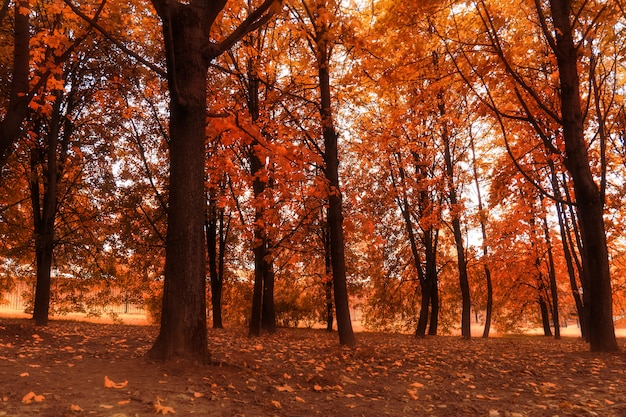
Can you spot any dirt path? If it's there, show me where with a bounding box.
[0,318,625,416]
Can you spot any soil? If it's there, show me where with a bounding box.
[0,318,625,417]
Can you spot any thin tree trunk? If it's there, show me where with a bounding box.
[32,95,65,326]
[317,28,356,348]
[469,133,493,338]
[538,289,553,337]
[206,187,223,329]
[324,223,333,331]
[550,164,585,337]
[540,199,560,339]
[442,132,471,339]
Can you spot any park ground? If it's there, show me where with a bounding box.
[1,316,626,417]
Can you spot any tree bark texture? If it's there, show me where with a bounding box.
[317,27,356,348]
[548,0,617,351]
[148,2,213,361]
[0,0,30,167]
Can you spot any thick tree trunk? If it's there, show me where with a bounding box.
[148,5,210,361]
[261,254,276,332]
[0,0,29,166]
[548,0,617,351]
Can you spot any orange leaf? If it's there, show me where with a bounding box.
[104,375,128,389]
[22,392,44,404]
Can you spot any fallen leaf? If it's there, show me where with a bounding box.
[70,404,83,411]
[19,372,29,377]
[117,399,131,405]
[271,400,281,409]
[275,384,295,392]
[295,396,306,403]
[104,375,128,389]
[313,384,323,392]
[22,392,45,404]
[155,398,175,414]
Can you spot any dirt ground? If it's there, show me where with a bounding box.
[0,318,625,417]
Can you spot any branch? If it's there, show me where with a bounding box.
[63,0,166,77]
[210,0,281,60]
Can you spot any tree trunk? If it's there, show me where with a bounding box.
[31,95,64,326]
[469,133,493,338]
[541,200,560,339]
[538,291,553,337]
[148,4,210,361]
[324,223,333,331]
[550,164,586,338]
[0,0,29,166]
[442,133,471,339]
[428,274,439,335]
[547,0,617,351]
[317,32,356,348]
[261,253,276,332]
[206,189,223,329]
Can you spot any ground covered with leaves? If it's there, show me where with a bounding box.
[0,318,625,416]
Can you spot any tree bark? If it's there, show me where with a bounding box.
[147,2,212,361]
[324,222,334,331]
[442,132,471,339]
[31,93,67,326]
[206,187,224,329]
[0,0,30,167]
[316,22,356,348]
[547,0,617,351]
[541,200,560,339]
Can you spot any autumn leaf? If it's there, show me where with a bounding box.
[275,384,295,392]
[104,375,128,389]
[70,404,83,411]
[271,400,281,409]
[155,397,175,414]
[22,392,45,404]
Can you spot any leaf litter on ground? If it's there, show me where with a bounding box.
[1,318,626,416]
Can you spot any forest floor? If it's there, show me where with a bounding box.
[0,318,625,417]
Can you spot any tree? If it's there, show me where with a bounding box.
[288,0,356,347]
[143,0,278,361]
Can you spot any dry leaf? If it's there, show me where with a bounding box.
[275,384,295,392]
[22,391,44,404]
[295,396,306,403]
[19,372,29,377]
[155,398,175,415]
[117,399,131,405]
[271,400,281,409]
[104,375,128,389]
[313,384,322,392]
[70,404,83,411]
